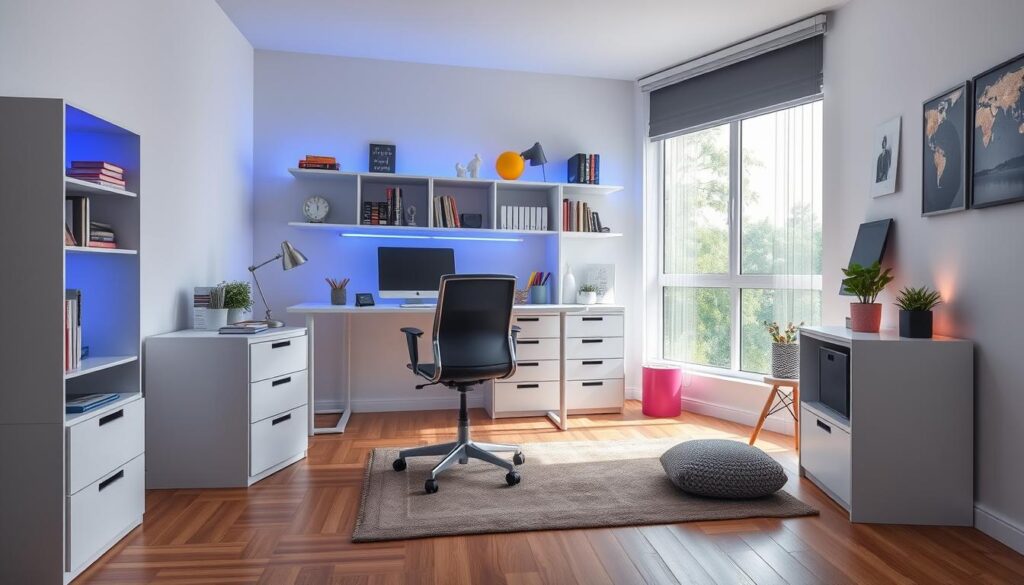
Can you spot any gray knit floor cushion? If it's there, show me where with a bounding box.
[660,439,788,499]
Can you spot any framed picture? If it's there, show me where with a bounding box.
[972,52,1024,208]
[872,116,901,197]
[922,82,970,216]
[369,143,396,173]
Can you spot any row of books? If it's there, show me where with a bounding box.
[361,187,405,225]
[298,154,340,171]
[500,205,549,231]
[65,289,83,371]
[66,161,127,190]
[563,198,606,232]
[567,153,601,185]
[65,196,119,249]
[434,195,461,228]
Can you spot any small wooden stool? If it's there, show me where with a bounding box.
[749,376,800,450]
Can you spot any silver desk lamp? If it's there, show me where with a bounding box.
[249,240,308,328]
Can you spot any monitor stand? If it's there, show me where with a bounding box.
[399,298,437,309]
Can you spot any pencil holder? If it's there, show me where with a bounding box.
[529,284,549,305]
[331,288,347,306]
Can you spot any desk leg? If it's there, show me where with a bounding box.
[544,312,568,431]
[307,314,315,436]
[312,313,353,435]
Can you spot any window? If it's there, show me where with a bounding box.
[658,100,822,376]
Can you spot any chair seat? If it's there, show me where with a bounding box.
[407,362,512,384]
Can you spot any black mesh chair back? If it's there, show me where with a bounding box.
[431,274,516,382]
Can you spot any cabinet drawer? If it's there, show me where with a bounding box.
[565,336,623,360]
[566,314,623,338]
[66,454,144,572]
[494,381,559,413]
[251,370,308,423]
[250,335,307,382]
[505,359,560,383]
[567,379,624,410]
[566,358,624,381]
[250,404,307,476]
[66,398,145,495]
[514,337,560,361]
[801,408,852,507]
[511,314,560,338]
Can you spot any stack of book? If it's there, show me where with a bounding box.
[65,196,119,249]
[499,205,549,231]
[219,321,269,335]
[361,187,403,225]
[67,161,126,190]
[298,154,340,171]
[562,198,605,232]
[433,194,460,227]
[66,393,121,414]
[88,221,117,249]
[568,153,600,184]
[193,287,212,329]
[65,289,82,371]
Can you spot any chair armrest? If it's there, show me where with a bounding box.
[511,325,521,346]
[401,327,424,371]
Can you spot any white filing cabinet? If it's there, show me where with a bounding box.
[145,327,309,488]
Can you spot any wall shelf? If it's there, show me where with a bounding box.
[66,246,138,255]
[560,232,624,239]
[64,355,139,380]
[287,167,622,195]
[287,221,555,240]
[65,176,137,198]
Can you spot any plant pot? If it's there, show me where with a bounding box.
[576,291,597,305]
[849,303,882,332]
[899,310,933,338]
[205,308,229,330]
[330,288,347,306]
[771,342,800,379]
[227,308,247,324]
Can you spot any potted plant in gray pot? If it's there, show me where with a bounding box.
[895,286,941,338]
[841,261,893,333]
[205,285,228,330]
[764,321,803,379]
[223,280,254,324]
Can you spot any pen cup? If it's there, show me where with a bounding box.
[528,284,548,305]
[330,288,347,306]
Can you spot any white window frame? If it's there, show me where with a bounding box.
[650,97,823,380]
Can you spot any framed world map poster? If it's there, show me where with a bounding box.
[973,52,1024,208]
[922,82,970,216]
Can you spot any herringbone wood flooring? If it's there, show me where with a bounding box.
[74,401,1024,584]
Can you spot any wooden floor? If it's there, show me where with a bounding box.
[76,401,1024,585]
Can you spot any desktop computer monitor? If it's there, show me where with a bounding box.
[378,246,456,301]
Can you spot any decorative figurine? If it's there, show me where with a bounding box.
[406,205,418,226]
[455,162,467,177]
[467,153,482,178]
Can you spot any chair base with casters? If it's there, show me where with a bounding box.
[392,389,524,494]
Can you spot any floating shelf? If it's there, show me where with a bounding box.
[560,231,624,239]
[64,355,138,380]
[65,176,137,198]
[65,392,142,427]
[288,221,556,240]
[287,167,622,195]
[65,246,138,255]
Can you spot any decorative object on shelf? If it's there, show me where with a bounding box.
[406,205,418,226]
[303,195,330,223]
[495,150,525,180]
[580,264,615,304]
[455,162,467,177]
[872,116,901,197]
[355,292,375,307]
[520,142,548,181]
[327,277,350,306]
[895,286,942,338]
[459,213,483,228]
[513,288,529,305]
[923,82,970,216]
[525,271,550,304]
[297,154,339,171]
[467,153,482,178]
[562,264,577,304]
[577,284,598,305]
[369,143,396,173]
[67,160,126,190]
[223,280,253,324]
[568,153,600,184]
[249,240,308,327]
[840,261,893,332]
[764,321,803,379]
[972,52,1024,208]
[205,285,228,331]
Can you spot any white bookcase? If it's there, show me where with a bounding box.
[0,97,143,584]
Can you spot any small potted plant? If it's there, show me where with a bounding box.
[205,285,228,330]
[577,284,598,305]
[223,280,253,324]
[895,286,941,338]
[841,261,893,333]
[764,321,803,379]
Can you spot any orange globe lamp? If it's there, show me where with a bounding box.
[495,151,525,180]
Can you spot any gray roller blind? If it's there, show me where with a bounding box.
[649,35,823,139]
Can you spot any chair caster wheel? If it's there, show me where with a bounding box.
[392,458,407,472]
[513,452,526,465]
[425,479,439,494]
[505,471,521,486]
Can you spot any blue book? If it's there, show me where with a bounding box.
[66,393,120,413]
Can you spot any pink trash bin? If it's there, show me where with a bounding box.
[642,364,683,417]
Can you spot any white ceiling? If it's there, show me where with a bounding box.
[216,0,845,80]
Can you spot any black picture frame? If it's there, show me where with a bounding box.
[971,52,1024,208]
[369,143,396,174]
[922,81,971,216]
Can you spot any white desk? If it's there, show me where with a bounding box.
[286,302,625,434]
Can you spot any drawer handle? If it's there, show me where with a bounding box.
[816,419,831,434]
[272,376,292,387]
[516,317,540,322]
[98,470,124,492]
[98,409,124,426]
[516,384,539,389]
[582,360,604,365]
[518,340,540,345]
[582,317,604,322]
[582,381,604,387]
[271,340,291,349]
[272,414,292,426]
[581,339,603,344]
[517,362,539,367]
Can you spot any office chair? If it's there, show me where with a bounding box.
[393,274,526,494]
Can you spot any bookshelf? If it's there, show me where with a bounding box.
[0,97,142,583]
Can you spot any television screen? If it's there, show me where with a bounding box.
[841,219,893,295]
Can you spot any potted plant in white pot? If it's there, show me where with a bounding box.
[841,261,893,333]
[205,285,228,330]
[576,284,598,305]
[223,280,254,324]
[895,286,941,338]
[764,321,803,379]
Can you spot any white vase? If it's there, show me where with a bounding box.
[562,266,576,304]
[205,308,229,330]
[227,308,247,324]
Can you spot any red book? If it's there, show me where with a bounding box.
[74,176,126,188]
[68,167,122,180]
[87,241,118,249]
[304,155,336,164]
[71,161,124,174]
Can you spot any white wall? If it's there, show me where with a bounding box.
[253,50,639,410]
[0,0,254,338]
[823,0,1024,551]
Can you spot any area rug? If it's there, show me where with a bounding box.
[353,438,817,542]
